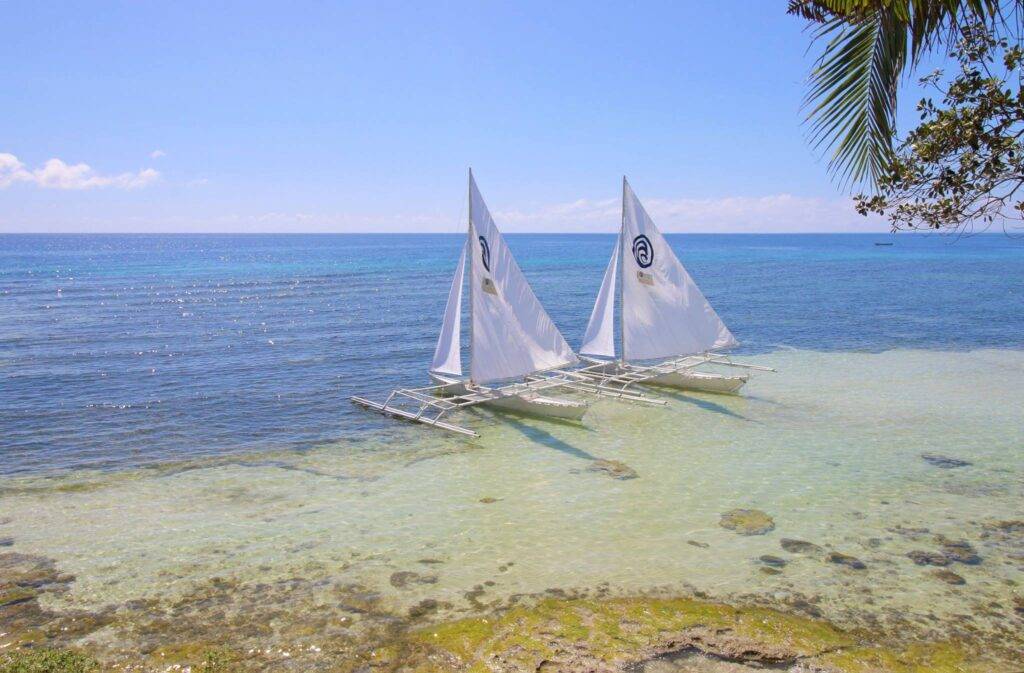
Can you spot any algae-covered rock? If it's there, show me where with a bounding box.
[907,550,950,566]
[930,569,966,585]
[410,596,853,671]
[826,552,867,570]
[719,509,775,535]
[811,642,991,673]
[0,649,98,673]
[759,555,787,568]
[920,453,971,468]
[781,538,822,554]
[935,535,981,565]
[588,459,638,480]
[389,571,438,589]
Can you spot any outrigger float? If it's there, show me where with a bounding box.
[351,170,663,437]
[352,173,771,436]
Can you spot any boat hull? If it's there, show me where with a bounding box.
[583,358,748,395]
[643,368,748,394]
[429,374,588,421]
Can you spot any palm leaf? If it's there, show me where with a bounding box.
[793,0,1004,188]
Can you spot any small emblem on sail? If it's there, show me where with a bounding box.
[632,234,653,268]
[481,277,498,295]
[636,270,654,286]
[479,236,491,272]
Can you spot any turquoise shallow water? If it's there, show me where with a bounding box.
[0,234,1022,666]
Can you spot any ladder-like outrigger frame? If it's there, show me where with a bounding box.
[573,352,776,392]
[351,363,670,437]
[352,374,615,437]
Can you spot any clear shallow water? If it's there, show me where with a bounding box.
[1,234,1023,664]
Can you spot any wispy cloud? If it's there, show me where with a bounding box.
[495,194,887,233]
[149,149,166,159]
[0,153,160,190]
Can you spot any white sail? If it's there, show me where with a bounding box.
[468,172,578,384]
[620,178,737,361]
[579,233,619,358]
[429,240,466,376]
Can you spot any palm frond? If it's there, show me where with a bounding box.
[793,0,1006,189]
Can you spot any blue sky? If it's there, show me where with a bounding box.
[2,2,929,233]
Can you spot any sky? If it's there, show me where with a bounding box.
[1,1,928,233]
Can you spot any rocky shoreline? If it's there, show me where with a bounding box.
[3,546,1022,673]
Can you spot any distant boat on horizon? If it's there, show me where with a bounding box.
[875,242,895,246]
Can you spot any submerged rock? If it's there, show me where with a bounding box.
[588,459,638,480]
[0,537,13,547]
[921,453,972,468]
[687,540,710,549]
[719,509,775,536]
[936,536,981,565]
[931,569,966,585]
[825,552,867,570]
[780,538,822,554]
[478,497,500,504]
[389,571,438,589]
[759,567,782,576]
[758,555,787,568]
[908,550,950,567]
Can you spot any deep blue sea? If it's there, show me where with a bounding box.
[2,233,1022,476]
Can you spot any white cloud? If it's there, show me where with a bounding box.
[150,149,166,159]
[494,193,887,233]
[0,153,160,190]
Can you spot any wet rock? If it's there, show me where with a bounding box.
[687,540,710,549]
[759,567,782,576]
[719,509,775,536]
[478,497,500,504]
[920,453,971,468]
[417,558,444,565]
[407,598,439,618]
[935,535,981,565]
[825,552,866,570]
[984,519,1024,534]
[931,569,966,585]
[0,537,13,547]
[759,555,787,568]
[588,459,638,480]
[780,538,822,554]
[907,550,951,566]
[389,571,438,589]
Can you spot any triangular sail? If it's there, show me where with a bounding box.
[468,172,578,384]
[429,240,466,376]
[620,178,737,361]
[579,233,619,358]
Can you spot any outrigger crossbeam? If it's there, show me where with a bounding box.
[350,375,597,437]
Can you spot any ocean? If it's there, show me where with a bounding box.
[1,233,1022,670]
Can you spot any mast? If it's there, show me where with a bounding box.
[618,175,627,364]
[467,167,475,385]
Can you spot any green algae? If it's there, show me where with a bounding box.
[0,650,97,673]
[409,596,854,671]
[813,643,990,673]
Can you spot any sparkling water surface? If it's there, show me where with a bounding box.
[1,233,1022,665]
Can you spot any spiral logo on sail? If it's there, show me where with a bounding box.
[632,234,653,268]
[479,236,491,272]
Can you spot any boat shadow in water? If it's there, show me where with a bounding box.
[502,417,598,462]
[655,390,755,422]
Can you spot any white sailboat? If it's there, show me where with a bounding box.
[352,171,588,435]
[576,177,773,394]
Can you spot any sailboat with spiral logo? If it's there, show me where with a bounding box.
[351,170,590,436]
[575,177,774,393]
